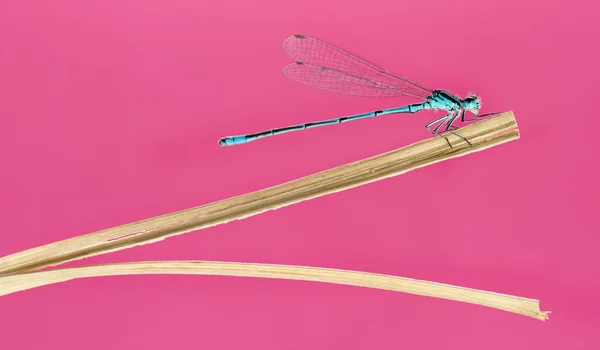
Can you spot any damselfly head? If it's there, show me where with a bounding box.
[463,94,482,114]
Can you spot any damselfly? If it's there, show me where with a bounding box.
[219,34,497,148]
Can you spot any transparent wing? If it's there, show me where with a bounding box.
[282,34,432,99]
[283,62,422,98]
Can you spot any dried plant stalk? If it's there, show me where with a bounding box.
[0,260,549,320]
[0,111,546,320]
[0,112,519,276]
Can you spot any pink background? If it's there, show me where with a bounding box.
[1,0,598,349]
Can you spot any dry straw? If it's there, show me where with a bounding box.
[0,111,549,320]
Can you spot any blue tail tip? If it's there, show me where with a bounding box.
[219,135,248,146]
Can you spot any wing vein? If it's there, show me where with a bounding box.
[282,34,432,99]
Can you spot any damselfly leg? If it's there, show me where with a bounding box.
[426,113,454,148]
[462,110,502,123]
[445,111,472,146]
